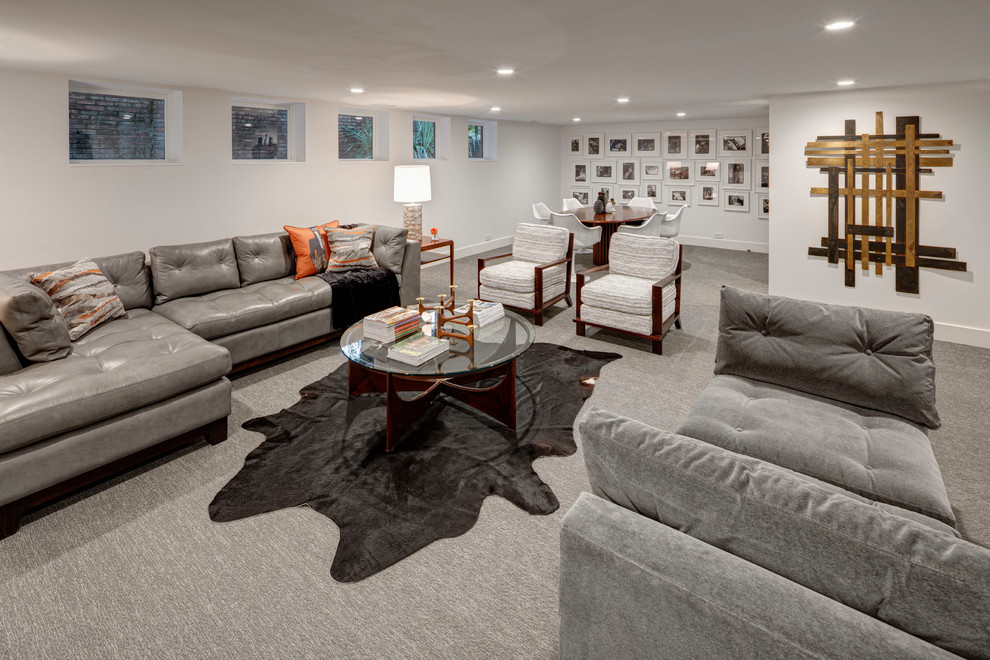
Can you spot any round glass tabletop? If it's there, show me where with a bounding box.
[340,309,535,378]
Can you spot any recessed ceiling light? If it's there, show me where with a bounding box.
[837,79,856,86]
[617,97,630,104]
[676,112,686,117]
[826,20,855,30]
[350,87,364,94]
[490,106,501,112]
[572,117,581,122]
[496,68,514,75]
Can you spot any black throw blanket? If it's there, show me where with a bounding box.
[317,268,400,329]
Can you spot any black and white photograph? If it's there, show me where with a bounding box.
[620,158,639,184]
[717,129,753,157]
[689,129,716,158]
[759,130,770,155]
[567,136,583,155]
[595,185,614,201]
[571,160,589,184]
[641,159,662,180]
[606,133,631,156]
[662,130,687,158]
[570,189,591,206]
[722,158,751,189]
[697,182,719,206]
[755,159,769,189]
[668,186,691,206]
[724,190,750,212]
[756,193,769,219]
[696,161,720,179]
[664,160,694,183]
[618,186,638,202]
[642,182,659,199]
[632,133,659,156]
[592,159,617,183]
[585,132,603,158]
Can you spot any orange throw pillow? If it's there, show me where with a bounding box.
[283,221,338,279]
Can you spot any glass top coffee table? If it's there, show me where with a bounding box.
[340,310,536,451]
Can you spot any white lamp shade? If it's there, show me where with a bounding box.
[393,165,432,203]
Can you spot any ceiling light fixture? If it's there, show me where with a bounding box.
[350,87,364,94]
[837,79,856,86]
[676,112,686,117]
[617,97,630,104]
[572,117,581,122]
[490,106,501,112]
[496,68,514,75]
[825,20,855,30]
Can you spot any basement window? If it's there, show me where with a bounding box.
[413,114,451,160]
[339,108,389,160]
[468,119,497,161]
[231,100,305,161]
[69,81,182,164]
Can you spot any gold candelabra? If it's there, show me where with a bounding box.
[416,285,477,348]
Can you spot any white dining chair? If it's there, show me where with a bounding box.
[656,204,687,237]
[532,202,553,224]
[549,212,603,254]
[625,196,657,210]
[616,211,669,237]
[562,197,583,212]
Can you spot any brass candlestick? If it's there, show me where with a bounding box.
[417,285,476,347]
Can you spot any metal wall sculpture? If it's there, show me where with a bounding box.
[805,112,966,293]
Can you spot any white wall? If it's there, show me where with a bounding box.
[560,117,770,253]
[0,68,562,269]
[770,80,990,348]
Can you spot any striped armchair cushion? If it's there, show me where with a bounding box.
[479,260,567,294]
[581,281,677,335]
[512,223,569,263]
[609,234,679,281]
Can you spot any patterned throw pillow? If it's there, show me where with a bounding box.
[284,221,339,279]
[30,260,126,340]
[323,225,379,272]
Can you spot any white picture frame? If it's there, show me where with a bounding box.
[718,129,753,157]
[697,182,719,206]
[606,133,631,157]
[667,186,691,207]
[756,193,769,219]
[566,135,583,156]
[724,190,750,212]
[641,159,662,180]
[722,158,751,190]
[585,132,604,158]
[662,130,687,158]
[617,186,639,203]
[641,181,661,201]
[695,160,720,181]
[618,157,640,184]
[570,160,589,185]
[569,188,591,206]
[592,184,614,203]
[754,159,770,191]
[632,133,660,156]
[757,129,770,156]
[592,160,617,183]
[664,160,694,184]
[688,128,717,158]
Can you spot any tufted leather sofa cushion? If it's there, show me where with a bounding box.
[0,272,72,362]
[3,252,152,311]
[365,223,408,275]
[233,232,295,286]
[0,308,230,455]
[715,286,940,429]
[0,329,20,375]
[150,239,241,305]
[676,374,955,526]
[152,276,332,340]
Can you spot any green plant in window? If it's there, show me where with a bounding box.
[468,124,484,159]
[413,120,436,159]
[339,114,374,159]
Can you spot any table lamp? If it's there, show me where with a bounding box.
[393,165,432,241]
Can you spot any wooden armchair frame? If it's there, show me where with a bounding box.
[477,234,574,326]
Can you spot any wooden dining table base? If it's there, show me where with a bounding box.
[573,206,656,265]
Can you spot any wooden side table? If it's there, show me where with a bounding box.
[421,237,454,288]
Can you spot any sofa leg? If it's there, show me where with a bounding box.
[0,503,21,541]
[576,321,586,337]
[204,417,229,446]
[651,339,663,355]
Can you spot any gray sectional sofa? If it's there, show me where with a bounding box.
[561,286,990,659]
[0,224,420,538]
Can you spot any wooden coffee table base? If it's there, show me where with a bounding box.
[347,359,517,451]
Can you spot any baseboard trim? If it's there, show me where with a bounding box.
[934,322,990,349]
[677,235,769,253]
[419,236,513,266]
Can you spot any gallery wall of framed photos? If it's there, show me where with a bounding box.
[562,118,770,252]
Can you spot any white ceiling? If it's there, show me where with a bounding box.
[1,0,989,125]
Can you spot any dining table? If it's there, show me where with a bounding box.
[573,205,657,265]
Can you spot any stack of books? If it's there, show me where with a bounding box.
[387,334,450,365]
[453,301,505,326]
[363,306,421,343]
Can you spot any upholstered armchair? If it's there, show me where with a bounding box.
[574,233,682,354]
[478,223,573,326]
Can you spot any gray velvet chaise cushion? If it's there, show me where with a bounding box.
[677,374,955,526]
[0,309,231,454]
[0,272,71,362]
[233,232,295,286]
[580,407,990,659]
[715,285,940,429]
[153,276,332,340]
[4,252,152,311]
[150,239,241,304]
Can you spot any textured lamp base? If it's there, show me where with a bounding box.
[402,203,423,241]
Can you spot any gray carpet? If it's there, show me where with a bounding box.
[1,245,987,659]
